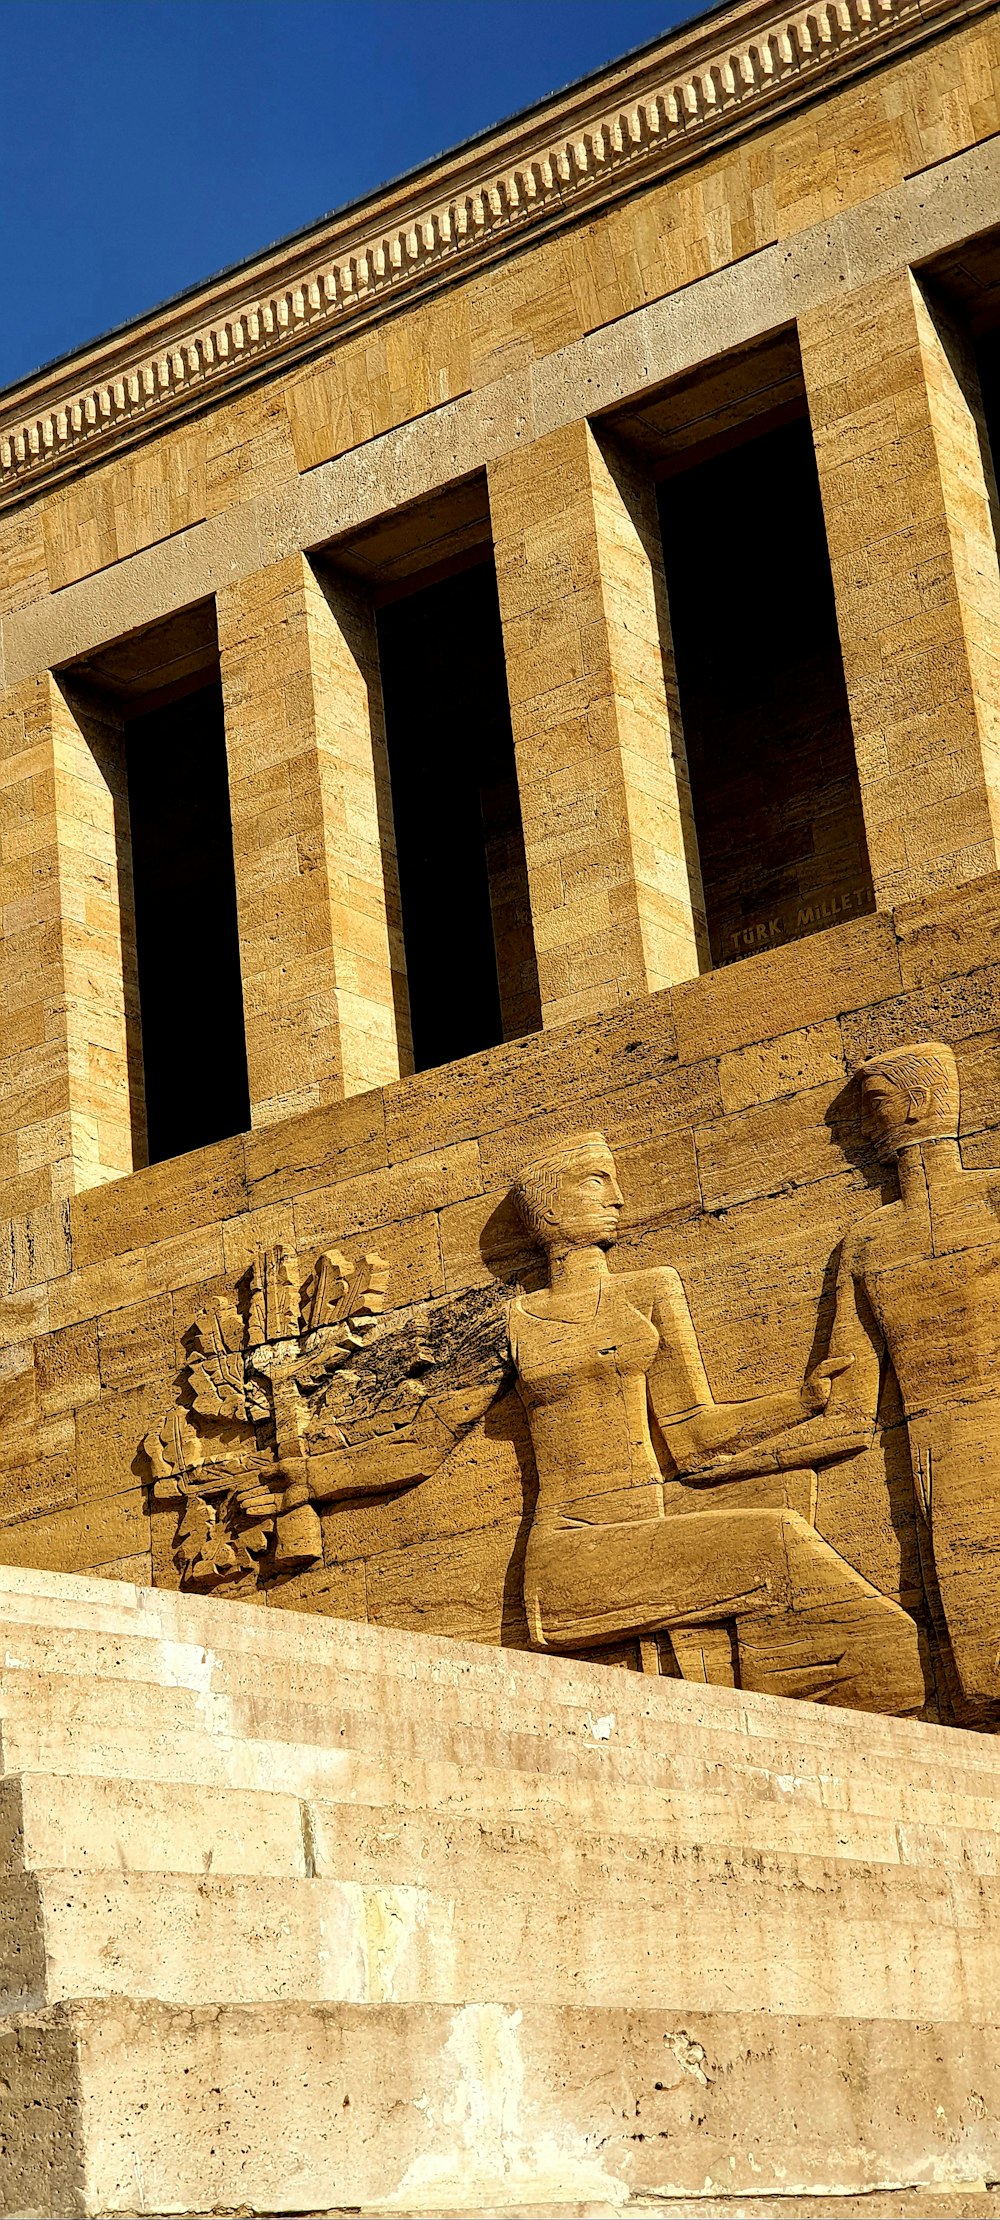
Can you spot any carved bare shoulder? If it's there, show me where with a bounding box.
[619,1263,687,1316]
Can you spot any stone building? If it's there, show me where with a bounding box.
[4,0,1000,2209]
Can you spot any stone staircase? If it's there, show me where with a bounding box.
[0,1567,998,2214]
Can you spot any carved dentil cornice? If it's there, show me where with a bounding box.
[0,0,989,508]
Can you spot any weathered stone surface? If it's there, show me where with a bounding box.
[0,1567,993,2213]
[0,5,996,2198]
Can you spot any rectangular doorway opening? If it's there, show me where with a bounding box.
[605,330,874,968]
[332,478,541,1073]
[60,602,250,1167]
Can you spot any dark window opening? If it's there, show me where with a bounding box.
[923,229,1000,464]
[60,602,250,1167]
[975,325,1000,493]
[125,680,250,1163]
[658,417,874,968]
[375,560,541,1072]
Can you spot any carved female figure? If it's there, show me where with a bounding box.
[509,1132,924,1714]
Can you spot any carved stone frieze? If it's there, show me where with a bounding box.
[143,1242,509,1590]
[145,1243,390,1584]
[135,1044,1000,1720]
[505,1131,926,1715]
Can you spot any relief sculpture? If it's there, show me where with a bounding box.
[507,1132,925,1714]
[145,1244,392,1581]
[795,1041,1000,1722]
[141,1053,1000,1723]
[145,1243,507,1588]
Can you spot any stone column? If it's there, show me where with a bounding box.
[217,553,408,1127]
[0,670,138,1215]
[800,272,1000,910]
[487,420,706,1030]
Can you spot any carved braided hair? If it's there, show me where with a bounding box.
[512,1131,613,1241]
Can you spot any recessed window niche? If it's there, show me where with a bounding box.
[658,418,874,967]
[328,478,541,1074]
[606,330,875,969]
[920,224,1000,475]
[58,602,249,1167]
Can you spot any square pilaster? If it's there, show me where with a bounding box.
[487,421,706,1029]
[217,554,407,1127]
[800,272,1000,910]
[0,671,137,1213]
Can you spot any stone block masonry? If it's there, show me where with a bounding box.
[488,420,706,1026]
[0,875,997,1700]
[217,553,405,1125]
[801,272,1000,909]
[0,1561,995,2215]
[0,3,999,2201]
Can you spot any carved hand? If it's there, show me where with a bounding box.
[802,1353,855,1413]
[232,1480,282,1518]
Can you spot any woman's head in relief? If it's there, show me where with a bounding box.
[512,1133,624,1252]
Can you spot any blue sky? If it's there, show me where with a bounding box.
[0,0,702,392]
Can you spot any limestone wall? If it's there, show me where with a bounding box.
[0,1,998,1701]
[0,874,990,1681]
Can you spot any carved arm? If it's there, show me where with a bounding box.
[233,1380,505,1516]
[643,1256,876,1482]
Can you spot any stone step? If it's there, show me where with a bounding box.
[0,1771,308,1878]
[7,1996,1000,2218]
[3,1850,1000,2018]
[0,1612,996,1790]
[3,1614,1000,1814]
[5,1715,1000,1864]
[0,1667,999,1848]
[302,1791,1000,1887]
[1,1768,996,1894]
[0,1563,994,1780]
[0,1569,996,2212]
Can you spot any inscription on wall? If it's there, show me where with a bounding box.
[721,881,873,962]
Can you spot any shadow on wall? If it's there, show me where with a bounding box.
[478,1193,542,1288]
[475,1196,542,1647]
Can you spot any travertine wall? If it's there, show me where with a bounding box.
[0,873,994,1682]
[488,420,706,1025]
[0,1,997,1680]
